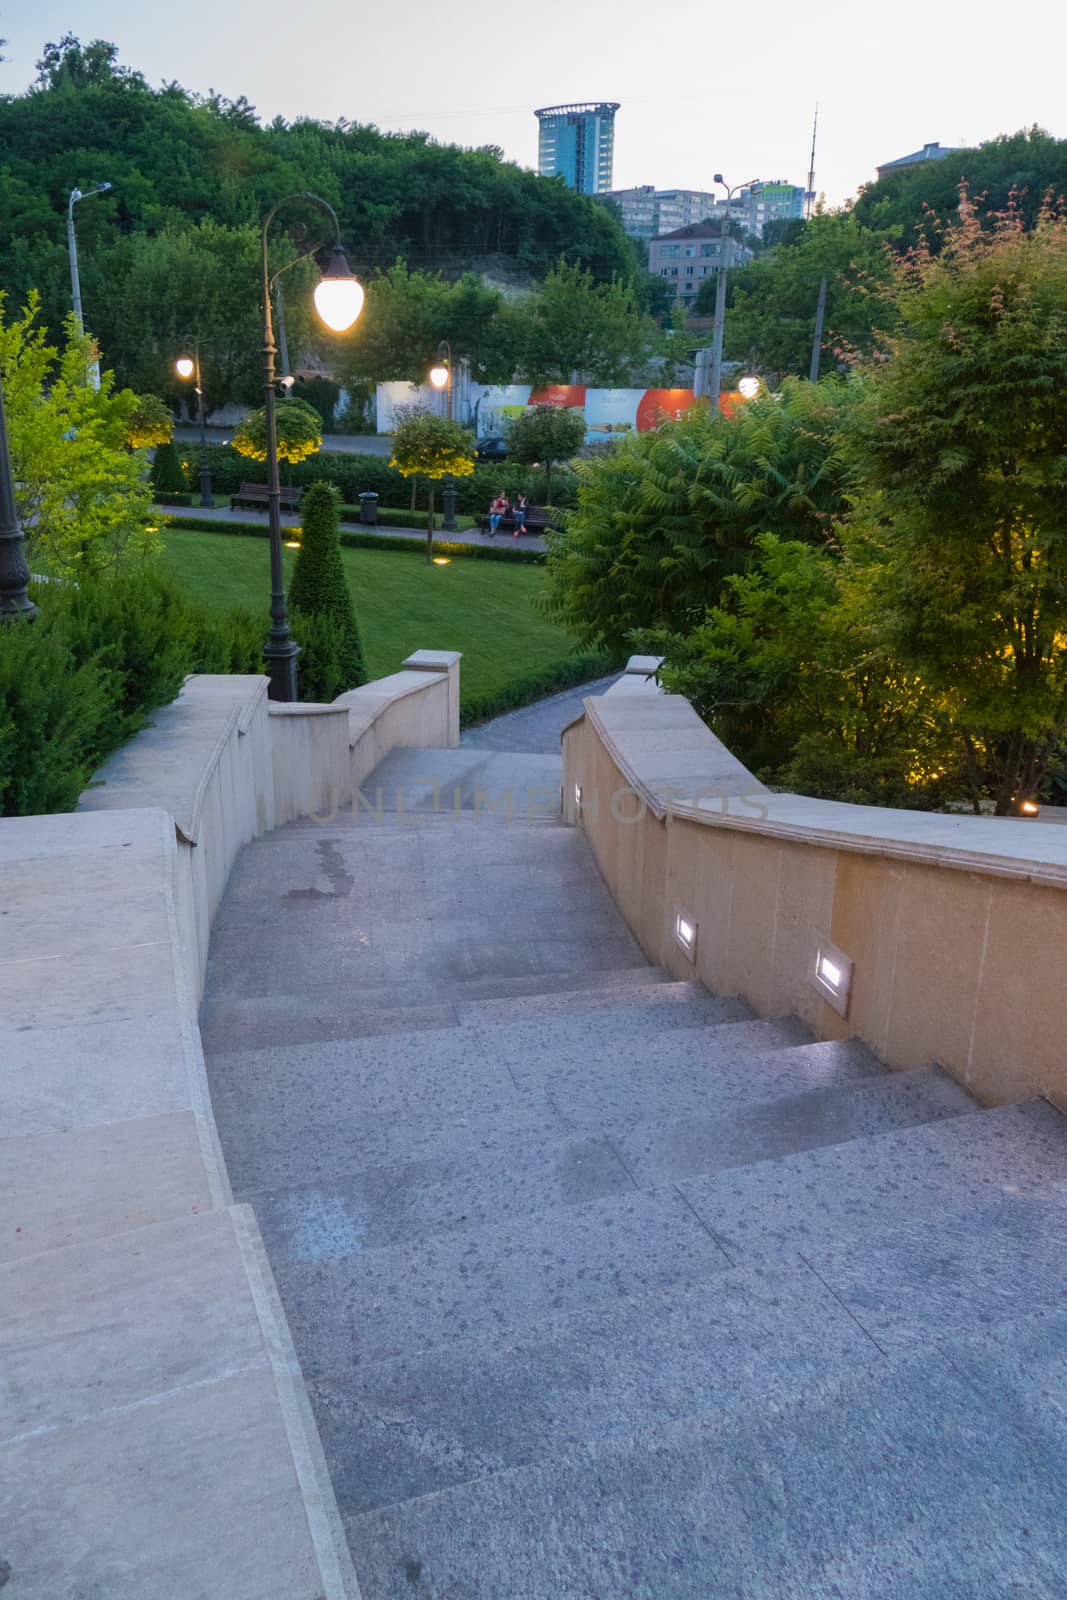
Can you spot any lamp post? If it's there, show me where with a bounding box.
[0,380,36,622]
[708,174,759,407]
[67,182,112,392]
[175,340,214,507]
[428,340,453,419]
[261,193,364,702]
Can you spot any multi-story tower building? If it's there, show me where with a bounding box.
[536,103,620,195]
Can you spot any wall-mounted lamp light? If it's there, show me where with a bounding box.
[674,910,698,960]
[812,942,854,1017]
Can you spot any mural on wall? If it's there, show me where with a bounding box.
[375,382,737,438]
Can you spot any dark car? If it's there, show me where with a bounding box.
[475,435,508,463]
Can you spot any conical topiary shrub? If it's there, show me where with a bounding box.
[288,480,366,697]
[149,440,187,495]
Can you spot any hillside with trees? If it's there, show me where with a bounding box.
[0,35,650,404]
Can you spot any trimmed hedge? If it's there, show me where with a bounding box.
[190,444,578,514]
[163,515,548,565]
[459,651,620,727]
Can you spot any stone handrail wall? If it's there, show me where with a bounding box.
[2,651,459,1599]
[563,661,1067,1110]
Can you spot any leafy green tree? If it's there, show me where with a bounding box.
[288,482,366,695]
[233,397,322,465]
[389,413,475,561]
[1,292,153,575]
[845,195,1067,814]
[506,404,586,508]
[126,393,173,448]
[696,212,898,376]
[643,534,958,806]
[524,261,658,385]
[541,378,854,652]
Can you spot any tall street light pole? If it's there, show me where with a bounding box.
[175,339,214,507]
[708,174,759,409]
[0,381,37,622]
[67,182,112,392]
[260,192,364,702]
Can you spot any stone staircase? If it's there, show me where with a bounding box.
[202,742,1067,1599]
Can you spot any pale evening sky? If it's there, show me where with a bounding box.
[1,0,1061,208]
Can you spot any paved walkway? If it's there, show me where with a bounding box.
[461,673,620,750]
[157,500,547,553]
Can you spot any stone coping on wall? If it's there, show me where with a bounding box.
[79,674,269,845]
[585,688,1067,890]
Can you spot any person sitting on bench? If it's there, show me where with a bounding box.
[488,492,508,536]
[512,493,528,537]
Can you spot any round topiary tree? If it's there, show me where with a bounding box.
[149,440,188,496]
[232,397,322,465]
[288,481,366,697]
[127,393,174,449]
[389,412,476,562]
[505,404,586,509]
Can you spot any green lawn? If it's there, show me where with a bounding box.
[159,527,586,708]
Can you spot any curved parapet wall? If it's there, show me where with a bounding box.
[563,661,1067,1110]
[1,653,459,1599]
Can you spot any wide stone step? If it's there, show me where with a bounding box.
[346,1321,1067,1600]
[244,1124,637,1259]
[609,1065,978,1186]
[514,1036,880,1130]
[201,980,741,1056]
[455,979,724,1027]
[678,1098,1067,1262]
[307,1258,881,1517]
[271,1185,735,1374]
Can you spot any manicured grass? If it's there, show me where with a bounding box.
[158,526,585,708]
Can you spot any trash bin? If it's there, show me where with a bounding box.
[359,491,378,526]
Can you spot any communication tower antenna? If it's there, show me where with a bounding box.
[805,104,819,219]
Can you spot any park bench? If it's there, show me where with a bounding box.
[230,482,303,513]
[479,504,555,536]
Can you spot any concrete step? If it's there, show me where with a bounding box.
[454,979,722,1027]
[678,1098,1067,1263]
[609,1065,978,1186]
[244,1124,637,1259]
[346,1324,1067,1600]
[514,1036,880,1130]
[307,1257,880,1517]
[200,979,737,1056]
[348,746,564,817]
[271,1185,735,1374]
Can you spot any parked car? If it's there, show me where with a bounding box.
[475,435,508,462]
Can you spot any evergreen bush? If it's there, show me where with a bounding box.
[288,482,366,694]
[150,440,188,495]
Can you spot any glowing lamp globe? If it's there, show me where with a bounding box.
[738,375,760,399]
[428,364,449,390]
[175,357,195,379]
[313,248,364,333]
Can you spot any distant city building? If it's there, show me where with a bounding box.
[648,222,752,309]
[536,103,620,195]
[606,181,803,242]
[738,180,806,233]
[876,141,962,181]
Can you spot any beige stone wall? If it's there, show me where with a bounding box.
[565,684,1067,1112]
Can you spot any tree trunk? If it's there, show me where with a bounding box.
[426,482,435,564]
[411,475,418,512]
[545,459,553,509]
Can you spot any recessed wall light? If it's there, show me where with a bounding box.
[812,942,854,1017]
[674,911,698,959]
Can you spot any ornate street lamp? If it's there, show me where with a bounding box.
[0,380,36,622]
[175,339,214,507]
[428,340,453,419]
[260,193,363,701]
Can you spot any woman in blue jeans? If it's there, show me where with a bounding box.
[488,492,508,536]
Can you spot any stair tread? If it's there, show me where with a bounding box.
[346,1318,1067,1599]
[455,979,724,1026]
[679,1098,1067,1262]
[307,1257,880,1516]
